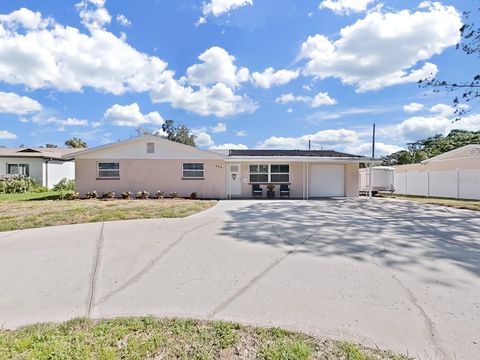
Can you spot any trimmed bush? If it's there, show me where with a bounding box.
[101,191,115,199]
[156,191,165,199]
[121,191,132,199]
[170,192,178,199]
[85,191,98,199]
[136,191,150,199]
[190,192,198,199]
[59,191,79,200]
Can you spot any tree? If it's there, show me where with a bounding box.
[161,120,196,147]
[381,130,480,165]
[420,6,480,118]
[45,144,58,148]
[65,137,87,148]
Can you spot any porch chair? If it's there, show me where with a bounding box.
[252,184,263,197]
[280,184,290,198]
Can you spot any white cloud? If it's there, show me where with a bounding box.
[252,67,299,89]
[61,117,89,126]
[429,103,455,117]
[0,130,17,140]
[103,103,164,127]
[185,46,249,88]
[393,113,480,141]
[0,8,256,118]
[116,14,131,27]
[236,130,247,136]
[211,122,227,133]
[151,80,257,118]
[257,129,359,149]
[0,7,172,95]
[403,102,424,113]
[210,143,247,150]
[275,92,337,108]
[344,142,403,157]
[192,129,214,147]
[202,0,253,18]
[306,106,391,122]
[319,0,375,15]
[300,2,462,92]
[0,91,42,114]
[76,0,112,31]
[287,108,293,113]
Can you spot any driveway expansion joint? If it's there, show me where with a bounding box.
[86,222,105,317]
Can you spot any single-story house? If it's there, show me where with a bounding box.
[69,135,370,199]
[394,144,480,200]
[0,147,76,188]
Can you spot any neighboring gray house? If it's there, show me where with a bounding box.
[0,147,77,188]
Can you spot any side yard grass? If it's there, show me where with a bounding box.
[0,194,216,232]
[0,317,409,360]
[382,194,480,212]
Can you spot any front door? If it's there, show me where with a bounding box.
[229,164,242,196]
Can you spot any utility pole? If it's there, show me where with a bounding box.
[368,123,376,199]
[308,139,311,151]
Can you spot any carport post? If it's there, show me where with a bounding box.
[368,163,373,199]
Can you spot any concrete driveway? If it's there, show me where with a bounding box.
[1,198,479,359]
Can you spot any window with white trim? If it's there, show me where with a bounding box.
[249,164,269,183]
[183,163,204,178]
[270,164,289,182]
[147,142,155,153]
[7,164,29,176]
[249,164,289,183]
[97,162,120,179]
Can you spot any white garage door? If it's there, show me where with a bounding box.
[309,165,345,197]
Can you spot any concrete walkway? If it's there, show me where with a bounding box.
[1,199,479,359]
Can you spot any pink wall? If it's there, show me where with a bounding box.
[75,159,226,199]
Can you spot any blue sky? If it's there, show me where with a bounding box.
[0,0,478,155]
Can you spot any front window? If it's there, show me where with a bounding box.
[7,164,29,176]
[249,164,269,183]
[183,163,204,178]
[97,162,120,179]
[271,164,289,183]
[249,164,290,183]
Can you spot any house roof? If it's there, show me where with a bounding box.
[421,144,480,163]
[227,149,362,158]
[0,147,79,160]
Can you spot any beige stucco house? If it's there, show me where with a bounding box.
[70,135,368,199]
[394,144,480,199]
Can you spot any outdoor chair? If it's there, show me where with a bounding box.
[280,184,290,198]
[252,184,263,197]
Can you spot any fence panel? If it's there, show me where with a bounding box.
[394,173,406,195]
[406,172,428,196]
[459,169,480,200]
[429,170,458,198]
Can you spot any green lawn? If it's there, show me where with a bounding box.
[384,194,480,212]
[0,317,408,360]
[0,195,216,232]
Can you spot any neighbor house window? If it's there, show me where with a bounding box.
[97,162,120,179]
[249,164,269,183]
[270,164,289,183]
[7,164,29,176]
[183,163,204,178]
[147,142,155,153]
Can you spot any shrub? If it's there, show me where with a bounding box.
[190,192,198,199]
[121,191,132,199]
[33,186,49,193]
[0,176,37,194]
[101,191,115,199]
[52,178,75,192]
[170,191,178,199]
[59,191,79,200]
[136,191,150,199]
[156,191,165,199]
[85,191,98,199]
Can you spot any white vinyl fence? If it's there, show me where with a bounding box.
[394,169,480,200]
